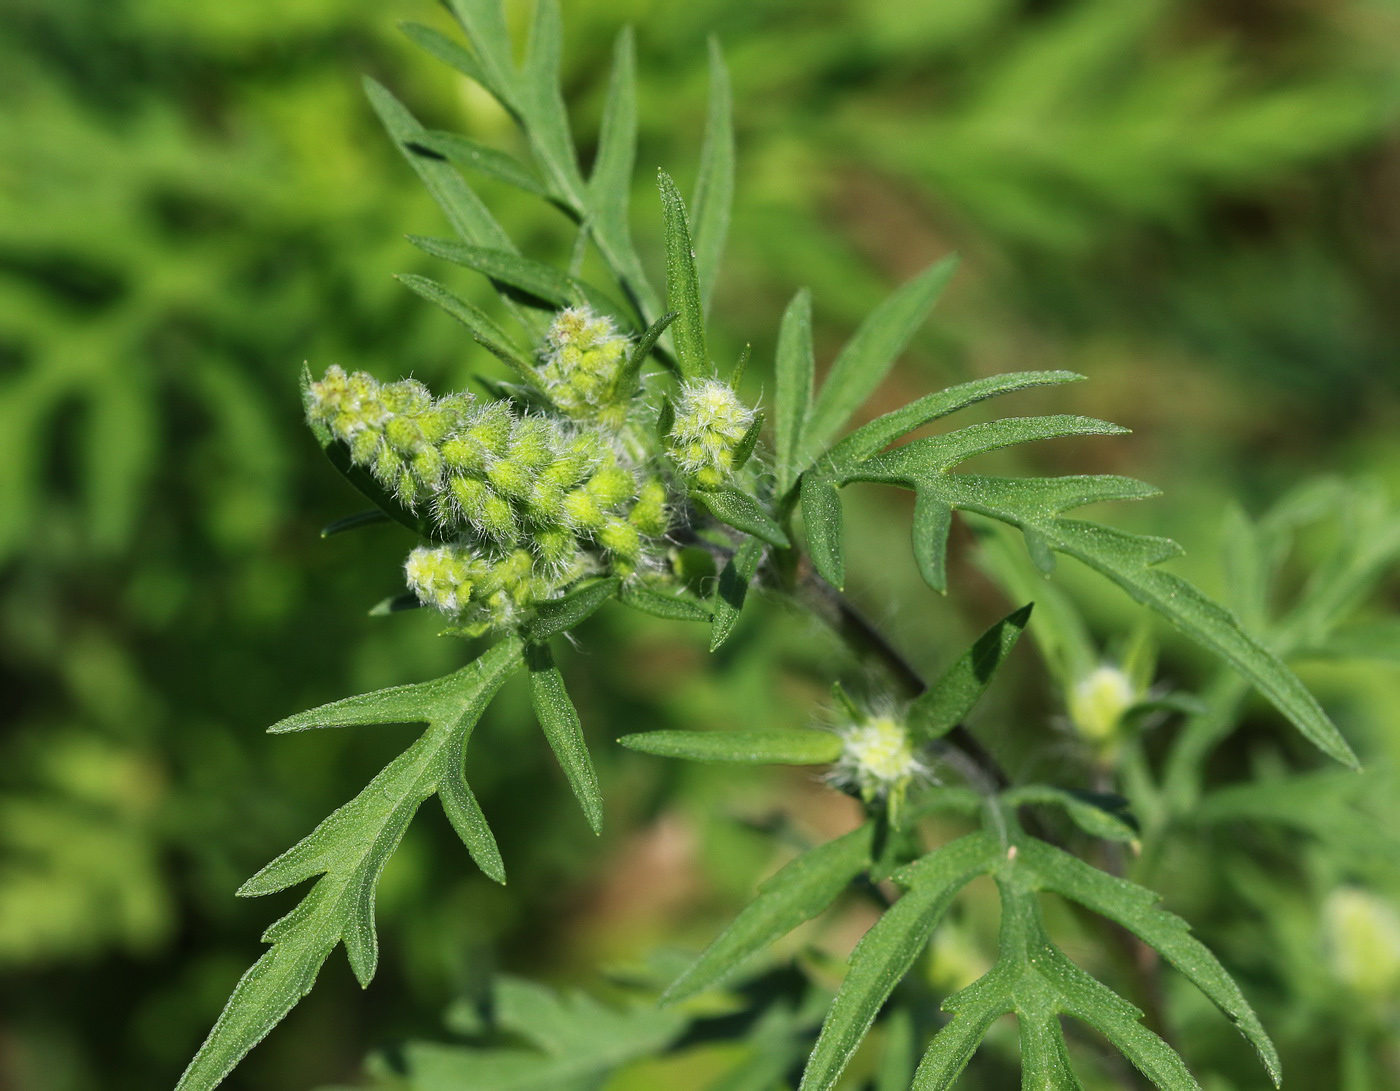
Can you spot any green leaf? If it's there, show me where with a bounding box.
[407,236,627,324]
[176,638,524,1091]
[1297,619,1400,662]
[436,2,522,116]
[907,604,1032,742]
[823,370,1085,471]
[1002,786,1138,843]
[394,274,538,382]
[518,0,586,206]
[710,539,766,651]
[364,78,515,255]
[615,310,678,395]
[1017,838,1281,1084]
[523,577,621,642]
[616,579,711,622]
[839,424,1358,767]
[402,975,686,1091]
[657,170,708,381]
[410,130,550,198]
[589,29,657,319]
[801,255,959,460]
[801,833,998,1091]
[618,730,842,765]
[800,473,845,589]
[663,823,877,1003]
[399,22,515,116]
[693,487,790,548]
[526,642,603,835]
[691,37,734,315]
[774,289,815,495]
[368,592,422,617]
[731,414,764,472]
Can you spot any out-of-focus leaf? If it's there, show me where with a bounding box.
[691,37,734,314]
[800,256,959,461]
[617,730,842,765]
[663,823,876,1003]
[774,289,815,495]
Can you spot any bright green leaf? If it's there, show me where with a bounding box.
[907,604,1032,742]
[657,170,708,381]
[775,289,815,495]
[691,37,734,315]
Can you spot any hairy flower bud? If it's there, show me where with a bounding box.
[538,306,633,426]
[666,379,755,487]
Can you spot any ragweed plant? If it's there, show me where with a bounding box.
[175,4,1373,1090]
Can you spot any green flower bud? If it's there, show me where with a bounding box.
[538,306,633,422]
[562,488,607,532]
[598,519,642,567]
[628,477,670,537]
[586,465,637,511]
[486,455,532,499]
[665,379,755,485]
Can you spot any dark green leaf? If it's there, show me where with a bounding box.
[394,274,538,382]
[663,823,876,1003]
[907,604,1031,742]
[1002,786,1138,843]
[407,236,627,324]
[691,37,734,314]
[710,539,766,651]
[616,580,711,622]
[178,639,524,1091]
[526,642,603,834]
[694,487,790,548]
[801,833,997,1091]
[823,370,1085,471]
[731,414,764,472]
[801,255,959,459]
[410,130,550,197]
[320,510,390,539]
[657,170,708,381]
[774,289,815,494]
[368,593,422,617]
[618,730,842,765]
[615,310,677,394]
[588,28,659,321]
[800,474,845,589]
[524,577,621,642]
[1018,838,1280,1084]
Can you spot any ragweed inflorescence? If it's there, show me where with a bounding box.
[304,305,762,633]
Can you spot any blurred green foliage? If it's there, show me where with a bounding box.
[2,0,1399,1088]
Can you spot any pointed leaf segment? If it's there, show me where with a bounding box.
[797,375,1357,768]
[176,637,525,1091]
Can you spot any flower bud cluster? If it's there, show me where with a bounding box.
[537,306,633,428]
[306,365,672,631]
[666,379,755,488]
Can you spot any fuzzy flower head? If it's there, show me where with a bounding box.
[305,360,675,635]
[830,711,929,823]
[1068,664,1139,752]
[537,306,632,428]
[1323,887,1400,1012]
[665,379,756,488]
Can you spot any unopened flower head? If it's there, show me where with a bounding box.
[830,712,928,807]
[1323,886,1400,1009]
[538,306,633,428]
[666,379,755,488]
[1068,664,1139,750]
